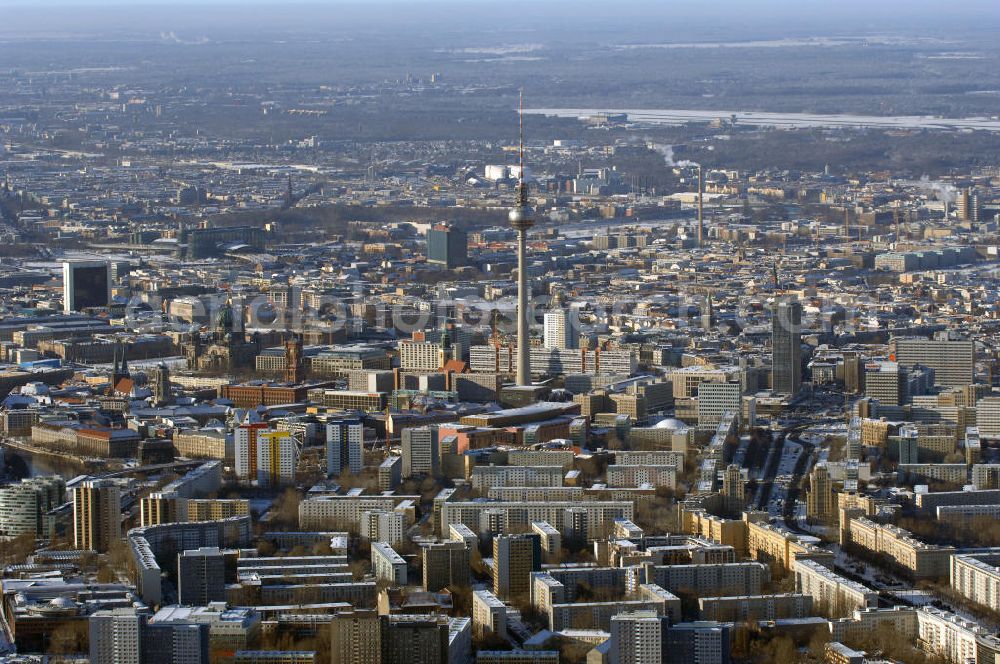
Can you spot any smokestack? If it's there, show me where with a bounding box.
[697,165,704,247]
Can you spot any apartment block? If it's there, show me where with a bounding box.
[372,542,408,586]
[845,517,955,578]
[793,559,878,617]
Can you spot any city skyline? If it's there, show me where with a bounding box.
[1,3,1000,664]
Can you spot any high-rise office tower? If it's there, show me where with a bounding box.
[721,464,745,509]
[864,361,909,407]
[426,223,468,268]
[543,309,574,349]
[422,540,470,591]
[177,547,226,606]
[890,334,974,388]
[609,611,666,664]
[327,419,364,476]
[256,430,298,487]
[493,533,542,602]
[697,382,742,428]
[62,260,112,313]
[402,426,440,478]
[957,187,980,223]
[510,92,534,387]
[0,476,65,538]
[806,463,834,524]
[331,610,381,664]
[771,299,802,396]
[842,351,861,394]
[73,479,121,552]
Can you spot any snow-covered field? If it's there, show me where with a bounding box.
[527,108,1000,132]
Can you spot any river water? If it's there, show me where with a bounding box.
[2,444,87,480]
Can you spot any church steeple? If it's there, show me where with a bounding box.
[440,321,452,352]
[118,343,129,378]
[108,344,127,397]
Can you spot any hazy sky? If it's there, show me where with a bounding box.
[0,0,997,37]
[1,0,998,7]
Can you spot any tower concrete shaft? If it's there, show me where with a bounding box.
[697,165,704,246]
[516,228,531,385]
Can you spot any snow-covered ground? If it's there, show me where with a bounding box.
[527,108,1000,133]
[891,589,936,606]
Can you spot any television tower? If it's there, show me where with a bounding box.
[510,90,534,386]
[697,165,704,246]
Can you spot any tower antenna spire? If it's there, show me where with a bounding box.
[518,88,527,208]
